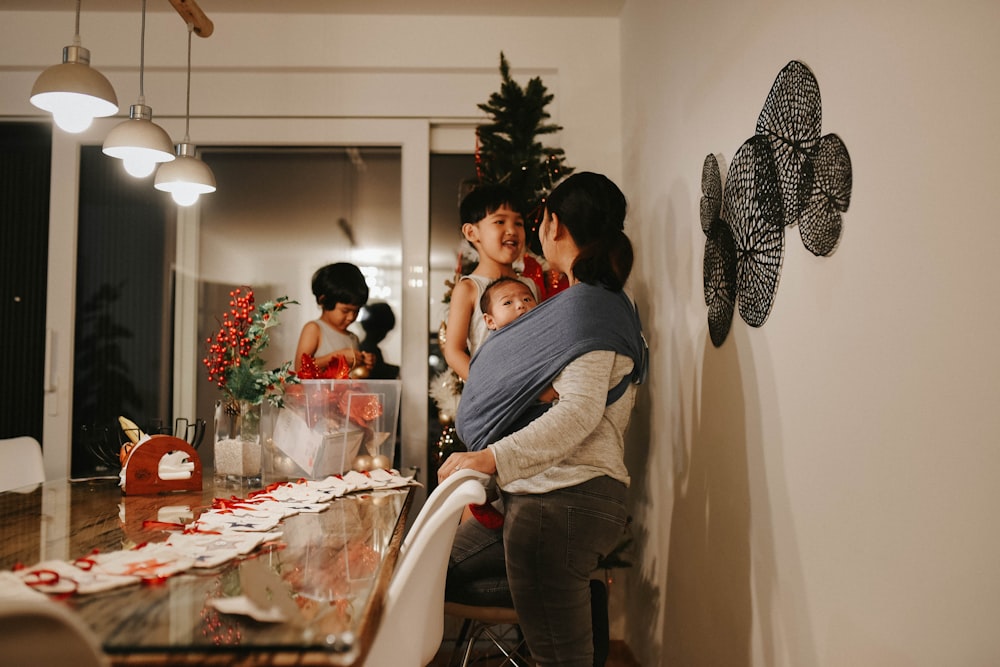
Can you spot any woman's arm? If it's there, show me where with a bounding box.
[438,350,619,484]
[490,350,615,484]
[442,279,476,381]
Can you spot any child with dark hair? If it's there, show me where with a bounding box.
[442,186,542,530]
[443,184,540,382]
[294,262,375,374]
[479,276,537,331]
[359,302,399,380]
[480,277,559,405]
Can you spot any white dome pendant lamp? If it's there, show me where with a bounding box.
[155,23,215,207]
[30,0,118,133]
[103,0,174,178]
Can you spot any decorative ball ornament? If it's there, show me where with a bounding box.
[371,454,392,470]
[352,454,373,472]
[349,365,370,379]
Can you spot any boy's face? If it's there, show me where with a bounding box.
[484,282,537,330]
[462,205,525,265]
[322,302,361,332]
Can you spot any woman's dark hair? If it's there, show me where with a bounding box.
[459,184,524,226]
[311,262,369,309]
[545,172,633,291]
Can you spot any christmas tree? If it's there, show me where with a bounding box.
[476,52,574,250]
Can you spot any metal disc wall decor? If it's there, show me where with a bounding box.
[701,154,737,346]
[700,153,722,235]
[756,60,822,227]
[704,220,738,347]
[722,135,785,328]
[700,59,852,347]
[799,133,853,256]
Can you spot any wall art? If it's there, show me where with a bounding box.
[702,60,853,346]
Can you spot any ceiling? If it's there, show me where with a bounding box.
[8,0,624,17]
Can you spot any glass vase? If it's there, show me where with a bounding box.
[213,399,263,490]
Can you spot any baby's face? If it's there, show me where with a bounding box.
[484,282,537,330]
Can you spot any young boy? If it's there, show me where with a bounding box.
[443,188,539,529]
[443,185,539,382]
[294,262,375,374]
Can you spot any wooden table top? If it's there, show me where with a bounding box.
[0,477,414,666]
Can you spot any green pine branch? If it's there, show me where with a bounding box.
[476,52,574,225]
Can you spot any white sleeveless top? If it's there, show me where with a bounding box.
[313,319,360,358]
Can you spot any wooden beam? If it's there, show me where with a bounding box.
[168,0,214,38]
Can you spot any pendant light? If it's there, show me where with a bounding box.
[155,23,216,206]
[103,0,174,178]
[30,0,118,133]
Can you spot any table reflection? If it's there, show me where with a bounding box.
[0,477,413,665]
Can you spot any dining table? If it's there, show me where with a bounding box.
[0,474,415,666]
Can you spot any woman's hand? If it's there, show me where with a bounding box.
[437,448,497,483]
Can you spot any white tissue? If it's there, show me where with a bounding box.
[157,450,194,480]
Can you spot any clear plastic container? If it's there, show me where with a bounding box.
[263,379,401,482]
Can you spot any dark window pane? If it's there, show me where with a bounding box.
[73,146,174,476]
[0,122,51,443]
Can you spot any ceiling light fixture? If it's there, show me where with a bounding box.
[102,0,174,178]
[29,0,118,133]
[155,23,216,206]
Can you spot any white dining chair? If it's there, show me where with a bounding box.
[0,597,109,667]
[363,469,488,666]
[399,468,490,559]
[0,436,45,493]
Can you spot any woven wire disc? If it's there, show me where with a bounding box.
[704,218,737,347]
[799,133,853,256]
[756,60,822,227]
[700,154,722,236]
[701,153,736,345]
[722,135,785,328]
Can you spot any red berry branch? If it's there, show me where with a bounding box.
[202,287,298,407]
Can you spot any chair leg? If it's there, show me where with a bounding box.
[481,625,529,666]
[458,621,486,667]
[456,621,530,667]
[590,579,609,667]
[449,618,473,667]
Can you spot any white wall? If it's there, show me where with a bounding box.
[620,1,1000,665]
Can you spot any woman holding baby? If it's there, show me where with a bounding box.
[438,172,647,667]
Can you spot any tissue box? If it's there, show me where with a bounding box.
[263,379,401,482]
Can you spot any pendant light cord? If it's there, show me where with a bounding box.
[138,0,147,105]
[73,0,82,45]
[184,22,193,142]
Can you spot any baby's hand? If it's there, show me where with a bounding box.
[538,385,559,404]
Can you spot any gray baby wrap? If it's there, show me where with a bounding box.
[456,282,647,452]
